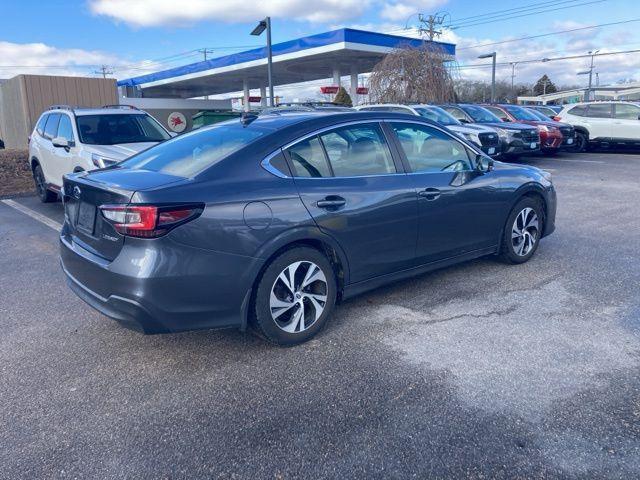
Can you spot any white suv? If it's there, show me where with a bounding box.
[555,101,640,151]
[355,104,501,157]
[29,105,171,202]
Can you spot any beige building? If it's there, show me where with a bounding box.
[0,74,117,149]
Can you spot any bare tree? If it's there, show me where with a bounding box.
[368,44,455,104]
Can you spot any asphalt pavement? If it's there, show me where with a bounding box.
[1,152,639,479]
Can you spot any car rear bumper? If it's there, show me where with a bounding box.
[60,226,259,334]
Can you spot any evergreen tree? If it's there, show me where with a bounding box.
[334,86,353,107]
[533,75,558,96]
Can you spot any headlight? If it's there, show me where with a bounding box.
[494,127,510,140]
[463,132,481,145]
[91,153,118,168]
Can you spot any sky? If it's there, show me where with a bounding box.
[1,0,639,100]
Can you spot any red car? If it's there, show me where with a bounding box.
[482,104,564,155]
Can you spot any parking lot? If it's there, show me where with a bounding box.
[1,151,639,478]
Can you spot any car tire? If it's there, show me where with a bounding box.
[575,131,589,152]
[33,164,57,203]
[499,197,544,264]
[252,247,337,346]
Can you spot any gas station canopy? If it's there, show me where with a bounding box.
[118,28,456,99]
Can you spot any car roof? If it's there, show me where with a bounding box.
[73,108,149,116]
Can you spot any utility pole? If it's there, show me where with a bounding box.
[578,49,599,101]
[198,49,214,99]
[510,62,519,100]
[418,12,449,41]
[93,65,113,79]
[478,52,497,103]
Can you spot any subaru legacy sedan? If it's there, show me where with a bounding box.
[60,112,556,346]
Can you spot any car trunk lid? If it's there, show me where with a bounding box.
[62,169,185,261]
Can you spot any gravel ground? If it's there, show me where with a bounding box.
[0,152,639,479]
[0,149,33,197]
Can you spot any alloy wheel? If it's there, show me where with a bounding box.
[511,207,539,257]
[270,261,328,333]
[34,167,45,197]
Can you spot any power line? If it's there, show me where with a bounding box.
[447,0,608,30]
[457,17,640,50]
[445,0,592,29]
[445,0,576,24]
[455,48,640,70]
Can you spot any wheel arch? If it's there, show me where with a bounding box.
[498,184,549,252]
[240,227,350,331]
[30,156,40,171]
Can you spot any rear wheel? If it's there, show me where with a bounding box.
[500,197,544,264]
[252,247,337,346]
[575,131,589,152]
[33,164,57,203]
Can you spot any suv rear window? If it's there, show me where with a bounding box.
[43,113,61,139]
[568,105,586,116]
[119,122,269,178]
[36,114,48,136]
[75,114,170,145]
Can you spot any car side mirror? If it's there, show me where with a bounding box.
[52,136,71,149]
[459,118,469,124]
[475,154,494,173]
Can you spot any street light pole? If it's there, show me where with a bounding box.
[479,52,497,103]
[251,17,275,107]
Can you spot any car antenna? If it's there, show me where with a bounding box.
[240,111,259,126]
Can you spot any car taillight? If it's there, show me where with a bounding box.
[100,204,203,238]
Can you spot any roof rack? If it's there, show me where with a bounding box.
[101,104,140,110]
[48,105,76,112]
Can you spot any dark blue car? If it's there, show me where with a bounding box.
[60,112,556,345]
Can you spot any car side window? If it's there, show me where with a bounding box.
[391,122,473,173]
[56,115,75,143]
[36,115,48,136]
[568,105,586,116]
[287,136,332,178]
[586,104,612,118]
[43,113,61,140]
[444,107,467,122]
[319,124,396,177]
[614,103,640,120]
[485,107,509,122]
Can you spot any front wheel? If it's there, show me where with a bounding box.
[575,132,589,152]
[500,198,544,264]
[252,247,337,346]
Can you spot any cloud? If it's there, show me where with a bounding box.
[380,0,448,22]
[89,0,372,27]
[0,41,120,79]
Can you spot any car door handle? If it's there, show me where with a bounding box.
[316,196,346,209]
[418,188,441,200]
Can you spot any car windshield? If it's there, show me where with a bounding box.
[118,122,270,178]
[461,105,502,123]
[414,107,460,126]
[76,114,170,145]
[504,106,540,122]
[528,109,552,121]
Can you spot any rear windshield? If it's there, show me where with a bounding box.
[414,107,460,126]
[118,122,270,178]
[462,105,502,123]
[504,106,540,121]
[76,114,170,145]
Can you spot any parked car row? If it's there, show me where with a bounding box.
[355,103,579,158]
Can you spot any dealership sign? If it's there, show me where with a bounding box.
[320,86,339,94]
[167,112,187,133]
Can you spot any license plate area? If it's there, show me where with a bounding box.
[530,142,537,149]
[76,202,97,235]
[488,147,496,155]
